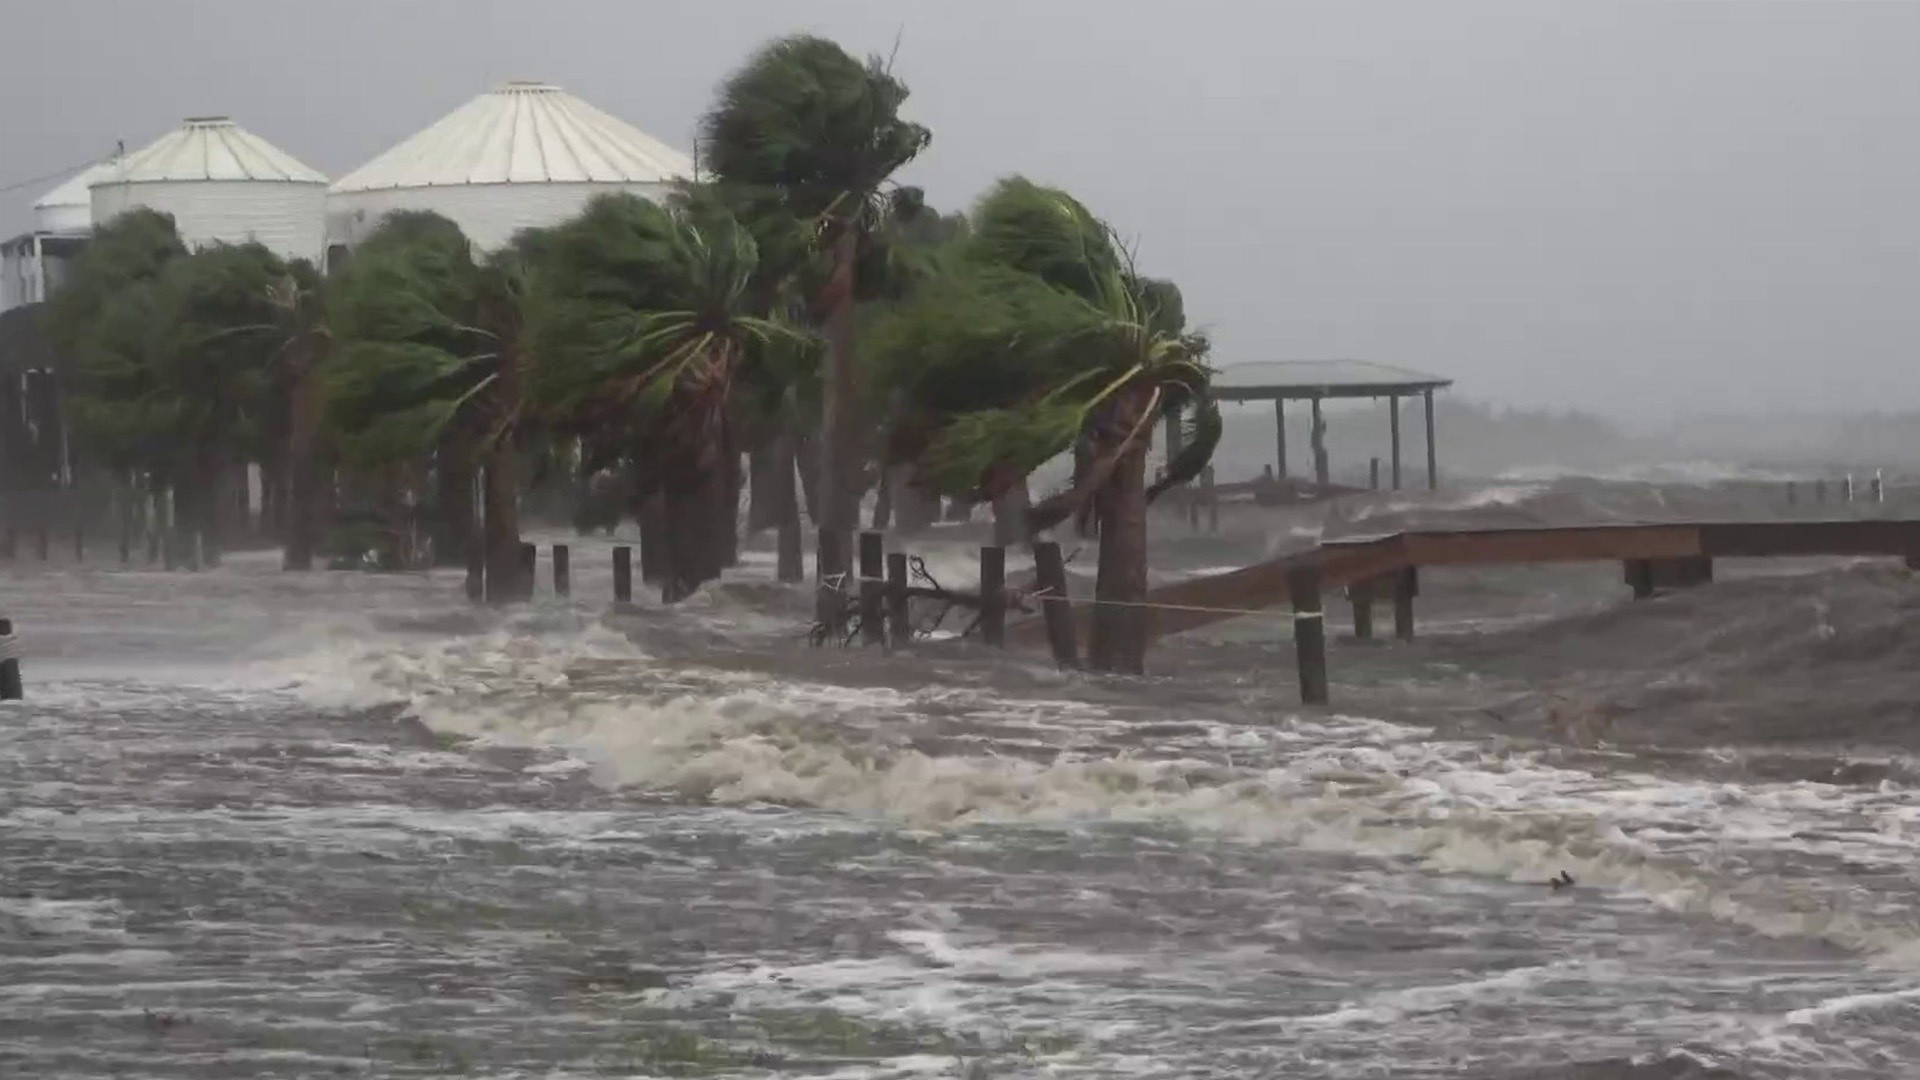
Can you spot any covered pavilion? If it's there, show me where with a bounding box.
[1210,360,1453,490]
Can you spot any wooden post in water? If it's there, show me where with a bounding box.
[1872,471,1885,503]
[552,543,570,598]
[613,545,633,604]
[859,531,885,646]
[1289,564,1329,705]
[979,545,1006,648]
[886,552,910,650]
[1844,475,1855,503]
[1814,479,1828,504]
[1032,540,1078,668]
[518,542,536,600]
[815,528,846,640]
[464,538,484,603]
[0,618,20,701]
[1350,577,1375,640]
[1393,567,1418,642]
[1389,395,1403,490]
[1625,559,1654,599]
[1369,457,1380,491]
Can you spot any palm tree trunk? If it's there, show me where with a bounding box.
[720,451,742,569]
[434,428,476,568]
[282,343,325,570]
[747,446,778,535]
[1088,443,1150,674]
[482,443,524,601]
[773,422,803,583]
[812,227,860,629]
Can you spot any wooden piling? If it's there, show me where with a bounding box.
[552,544,570,597]
[613,545,633,604]
[1032,540,1078,668]
[1625,559,1654,599]
[1814,479,1828,504]
[1393,566,1418,642]
[1350,577,1375,640]
[518,542,536,600]
[1844,475,1855,503]
[886,552,910,650]
[979,545,1006,648]
[1289,565,1329,705]
[859,531,885,646]
[1369,457,1380,491]
[0,618,19,701]
[1872,472,1885,503]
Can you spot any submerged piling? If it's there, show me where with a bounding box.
[1393,567,1418,642]
[1289,565,1328,705]
[613,545,633,604]
[1032,540,1078,668]
[518,542,537,600]
[886,552,910,651]
[0,618,21,700]
[1350,577,1375,640]
[859,532,885,646]
[979,545,1006,648]
[552,544,570,598]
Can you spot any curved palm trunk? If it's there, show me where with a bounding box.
[433,427,477,568]
[1088,442,1150,674]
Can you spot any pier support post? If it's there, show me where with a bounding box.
[1389,395,1403,490]
[886,552,910,650]
[552,543,570,598]
[0,619,19,701]
[979,545,1006,648]
[1370,458,1380,491]
[1393,567,1418,641]
[1844,475,1855,503]
[613,546,633,604]
[1350,577,1375,640]
[859,531,885,646]
[1290,565,1329,705]
[1625,559,1654,599]
[518,542,536,600]
[1872,471,1885,503]
[1033,540,1078,668]
[1424,389,1439,490]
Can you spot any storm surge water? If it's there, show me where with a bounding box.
[5,495,1920,1077]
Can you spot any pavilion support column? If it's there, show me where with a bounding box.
[1388,394,1403,490]
[1273,399,1288,478]
[1423,389,1438,491]
[1310,396,1329,490]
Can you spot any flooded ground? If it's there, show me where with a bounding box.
[4,478,1920,1077]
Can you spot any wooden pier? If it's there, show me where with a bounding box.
[1009,518,1920,699]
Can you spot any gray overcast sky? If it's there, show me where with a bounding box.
[4,1,1918,418]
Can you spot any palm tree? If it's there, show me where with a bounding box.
[326,211,533,594]
[703,34,932,627]
[869,178,1218,673]
[265,260,330,569]
[531,193,797,601]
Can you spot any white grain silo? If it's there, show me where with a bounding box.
[327,80,693,252]
[90,117,327,262]
[32,162,115,236]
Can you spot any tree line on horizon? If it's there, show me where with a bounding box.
[44,34,1218,673]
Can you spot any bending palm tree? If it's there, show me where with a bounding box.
[703,34,931,627]
[870,179,1218,672]
[531,193,797,601]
